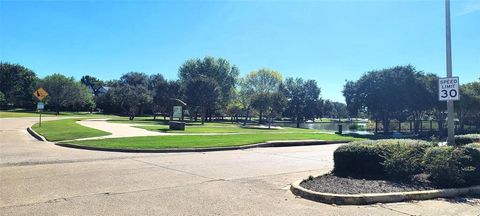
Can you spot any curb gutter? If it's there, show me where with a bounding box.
[290,176,480,205]
[27,127,47,142]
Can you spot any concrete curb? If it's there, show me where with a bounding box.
[290,175,480,205]
[27,127,47,142]
[54,140,351,153]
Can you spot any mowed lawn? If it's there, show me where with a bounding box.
[135,125,314,133]
[66,133,362,149]
[32,119,111,141]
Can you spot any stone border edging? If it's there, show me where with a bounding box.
[27,127,47,142]
[54,140,350,153]
[290,176,480,205]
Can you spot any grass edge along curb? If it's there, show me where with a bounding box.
[290,175,480,205]
[27,127,47,142]
[55,140,351,153]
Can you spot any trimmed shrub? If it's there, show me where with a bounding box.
[463,144,480,185]
[334,140,387,178]
[423,147,463,187]
[454,134,480,146]
[423,146,480,187]
[383,141,434,180]
[333,139,434,179]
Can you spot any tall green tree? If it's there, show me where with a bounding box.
[41,74,94,114]
[179,57,239,123]
[343,65,428,133]
[0,62,38,108]
[109,72,152,120]
[243,68,283,124]
[183,76,221,124]
[148,74,169,119]
[282,78,321,128]
[455,80,480,130]
[80,75,104,96]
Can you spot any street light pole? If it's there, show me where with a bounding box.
[445,0,455,145]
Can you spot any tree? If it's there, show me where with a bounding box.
[243,68,283,124]
[455,80,480,130]
[109,72,152,120]
[264,92,287,128]
[81,75,104,96]
[238,77,256,125]
[343,81,361,117]
[343,65,428,133]
[179,57,239,123]
[282,78,321,128]
[41,74,94,114]
[183,76,221,124]
[148,74,169,119]
[303,80,321,121]
[0,62,38,108]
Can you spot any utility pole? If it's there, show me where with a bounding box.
[445,0,455,145]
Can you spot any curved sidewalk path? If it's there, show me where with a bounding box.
[75,119,170,140]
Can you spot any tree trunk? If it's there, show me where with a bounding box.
[268,117,272,129]
[382,116,389,133]
[244,109,249,126]
[201,108,206,125]
[296,116,301,128]
[258,111,263,124]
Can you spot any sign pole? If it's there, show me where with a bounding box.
[445,0,455,145]
[39,110,42,127]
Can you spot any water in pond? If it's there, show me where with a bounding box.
[274,122,372,135]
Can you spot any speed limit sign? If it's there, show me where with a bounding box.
[439,77,460,101]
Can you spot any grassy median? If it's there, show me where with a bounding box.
[32,119,111,141]
[65,133,362,149]
[135,125,313,133]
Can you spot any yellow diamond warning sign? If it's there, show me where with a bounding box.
[33,87,49,101]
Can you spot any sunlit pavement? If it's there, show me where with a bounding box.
[1,118,479,216]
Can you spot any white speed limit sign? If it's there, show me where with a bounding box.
[439,77,460,101]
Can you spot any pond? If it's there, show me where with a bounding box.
[274,121,373,135]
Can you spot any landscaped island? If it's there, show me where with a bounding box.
[293,137,480,204]
[31,117,362,150]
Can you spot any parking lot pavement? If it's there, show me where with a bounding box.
[1,118,479,215]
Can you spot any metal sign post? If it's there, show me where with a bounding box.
[445,0,455,145]
[37,102,45,127]
[33,88,48,128]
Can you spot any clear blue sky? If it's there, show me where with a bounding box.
[1,0,479,102]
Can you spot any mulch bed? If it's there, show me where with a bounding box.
[300,174,439,194]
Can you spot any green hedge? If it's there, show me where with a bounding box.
[423,146,480,187]
[333,139,480,187]
[454,134,480,146]
[333,139,434,179]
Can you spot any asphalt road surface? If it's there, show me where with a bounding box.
[1,117,479,216]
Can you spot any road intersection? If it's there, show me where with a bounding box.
[1,118,479,215]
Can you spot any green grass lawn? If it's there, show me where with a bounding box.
[135,125,314,133]
[32,119,111,141]
[66,133,362,149]
[106,117,245,127]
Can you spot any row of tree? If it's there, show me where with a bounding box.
[0,59,348,126]
[343,65,480,132]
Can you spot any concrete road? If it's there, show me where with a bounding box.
[1,118,479,215]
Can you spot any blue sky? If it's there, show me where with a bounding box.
[1,0,479,102]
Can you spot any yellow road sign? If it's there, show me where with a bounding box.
[33,87,49,101]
